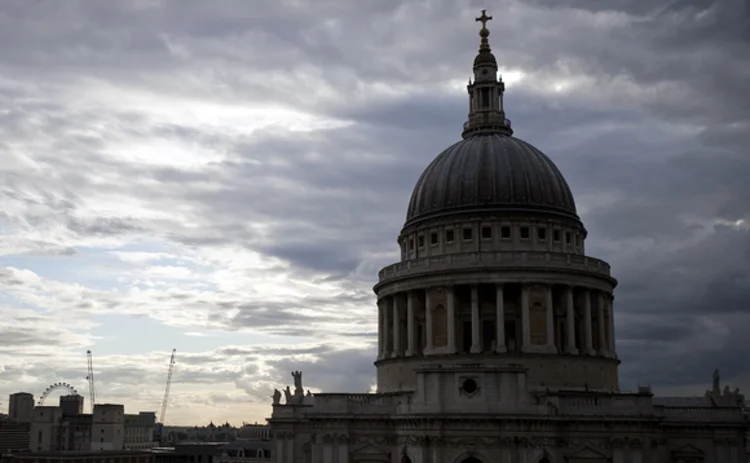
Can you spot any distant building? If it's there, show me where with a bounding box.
[29,398,155,453]
[216,441,271,463]
[0,416,30,456]
[59,395,84,416]
[7,394,33,423]
[124,412,157,450]
[236,425,269,441]
[153,442,228,463]
[0,449,151,463]
[90,404,125,451]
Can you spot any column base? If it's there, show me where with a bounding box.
[584,348,596,356]
[565,346,579,355]
[521,345,558,354]
[541,345,558,354]
[405,350,415,357]
[388,352,400,359]
[494,345,507,354]
[470,345,482,354]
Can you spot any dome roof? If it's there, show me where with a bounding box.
[405,134,578,227]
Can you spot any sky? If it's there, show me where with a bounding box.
[0,0,749,426]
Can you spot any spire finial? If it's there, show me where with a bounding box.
[475,9,493,49]
[462,9,512,138]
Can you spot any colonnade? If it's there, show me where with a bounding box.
[376,283,616,360]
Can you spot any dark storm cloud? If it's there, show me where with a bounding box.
[0,0,749,405]
[269,348,376,394]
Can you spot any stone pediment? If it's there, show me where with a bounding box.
[351,440,390,462]
[672,443,704,457]
[567,445,609,461]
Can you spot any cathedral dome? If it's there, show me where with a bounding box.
[405,134,578,227]
[403,10,578,229]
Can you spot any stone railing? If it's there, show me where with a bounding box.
[556,395,653,416]
[657,406,746,422]
[306,393,405,415]
[555,395,746,421]
[378,251,611,282]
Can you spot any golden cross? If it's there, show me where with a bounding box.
[475,9,493,29]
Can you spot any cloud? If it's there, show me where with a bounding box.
[0,0,748,424]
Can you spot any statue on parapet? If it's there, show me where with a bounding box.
[292,371,304,397]
[734,388,745,405]
[272,389,282,405]
[713,369,720,393]
[284,386,293,404]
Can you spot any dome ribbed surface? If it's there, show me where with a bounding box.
[406,134,578,226]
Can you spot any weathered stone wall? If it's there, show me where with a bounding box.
[376,354,620,393]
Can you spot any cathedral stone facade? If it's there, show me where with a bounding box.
[268,11,749,463]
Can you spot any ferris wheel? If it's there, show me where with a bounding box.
[38,382,79,405]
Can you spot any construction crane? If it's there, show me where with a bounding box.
[86,350,96,412]
[159,349,176,425]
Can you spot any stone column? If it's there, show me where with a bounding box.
[285,436,294,463]
[377,299,384,359]
[470,285,481,353]
[628,444,643,463]
[425,288,434,355]
[612,445,625,463]
[583,289,594,355]
[337,435,348,463]
[521,284,531,352]
[495,284,506,353]
[406,291,416,356]
[322,436,333,462]
[391,295,400,358]
[431,442,441,463]
[565,286,577,354]
[275,434,285,462]
[383,297,392,358]
[545,286,556,353]
[608,294,617,356]
[447,286,456,353]
[598,292,607,356]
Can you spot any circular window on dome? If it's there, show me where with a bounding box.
[460,377,479,396]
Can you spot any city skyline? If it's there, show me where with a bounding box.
[1,0,749,425]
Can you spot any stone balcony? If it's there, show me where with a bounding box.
[378,251,611,283]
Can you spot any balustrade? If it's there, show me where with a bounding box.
[378,251,611,282]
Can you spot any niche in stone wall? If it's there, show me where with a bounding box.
[529,287,548,345]
[432,304,447,347]
[530,302,547,345]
